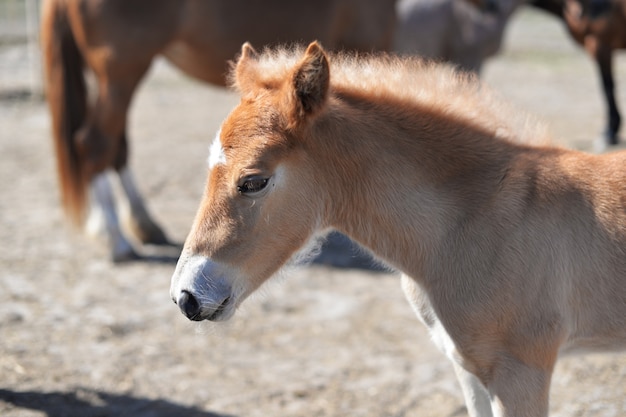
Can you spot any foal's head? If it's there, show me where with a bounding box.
[170,42,332,321]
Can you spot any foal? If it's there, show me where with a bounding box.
[170,42,626,417]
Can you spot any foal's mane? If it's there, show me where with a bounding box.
[230,44,552,147]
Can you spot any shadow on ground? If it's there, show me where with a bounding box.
[0,388,233,417]
[135,231,386,272]
[312,232,386,272]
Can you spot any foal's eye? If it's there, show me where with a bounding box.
[237,176,269,195]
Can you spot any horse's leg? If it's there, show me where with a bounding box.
[80,57,159,259]
[594,44,621,145]
[401,273,494,415]
[115,149,169,245]
[105,65,169,245]
[90,169,138,262]
[486,355,553,417]
[452,361,493,417]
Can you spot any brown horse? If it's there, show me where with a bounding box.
[562,0,625,147]
[40,0,397,261]
[394,0,512,73]
[171,42,626,416]
[504,0,626,147]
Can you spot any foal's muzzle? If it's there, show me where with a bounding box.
[174,289,231,321]
[170,253,235,322]
[176,290,202,321]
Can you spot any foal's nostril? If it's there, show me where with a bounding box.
[178,290,202,320]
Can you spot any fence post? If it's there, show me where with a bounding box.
[25,0,43,98]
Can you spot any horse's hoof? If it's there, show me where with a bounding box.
[592,137,607,153]
[593,131,622,154]
[604,128,620,146]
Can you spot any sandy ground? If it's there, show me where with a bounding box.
[1,7,625,417]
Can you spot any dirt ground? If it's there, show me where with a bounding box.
[1,8,626,417]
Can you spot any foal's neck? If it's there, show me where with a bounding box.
[313,93,525,275]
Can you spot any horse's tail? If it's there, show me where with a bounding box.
[41,0,88,226]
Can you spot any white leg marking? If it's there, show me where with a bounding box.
[118,167,145,212]
[85,197,105,239]
[118,167,152,228]
[115,167,167,244]
[453,361,493,417]
[91,170,134,259]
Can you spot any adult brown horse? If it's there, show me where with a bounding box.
[559,0,625,148]
[489,0,626,148]
[394,0,511,73]
[41,0,396,262]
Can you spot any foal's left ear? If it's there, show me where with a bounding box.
[291,42,330,120]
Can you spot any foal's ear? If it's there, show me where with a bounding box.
[233,42,260,92]
[291,42,329,120]
[240,42,259,62]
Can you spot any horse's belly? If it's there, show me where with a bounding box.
[162,42,229,86]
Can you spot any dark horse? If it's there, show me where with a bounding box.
[41,0,397,261]
[474,0,625,147]
[530,0,625,147]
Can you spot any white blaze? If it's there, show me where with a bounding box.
[208,128,227,169]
